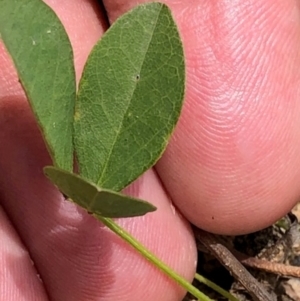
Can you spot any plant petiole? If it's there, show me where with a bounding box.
[98,216,213,301]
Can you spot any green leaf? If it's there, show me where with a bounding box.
[44,166,156,218]
[0,0,76,171]
[74,2,185,190]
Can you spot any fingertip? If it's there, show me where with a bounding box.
[155,0,300,235]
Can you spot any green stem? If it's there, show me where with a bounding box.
[194,273,240,301]
[98,216,213,301]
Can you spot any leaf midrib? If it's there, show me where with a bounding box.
[97,5,163,187]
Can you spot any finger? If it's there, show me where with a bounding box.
[0,206,48,301]
[0,1,196,301]
[0,108,196,300]
[103,0,300,235]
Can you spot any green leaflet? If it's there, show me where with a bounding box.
[44,166,156,218]
[0,0,76,171]
[1,1,183,218]
[74,3,185,191]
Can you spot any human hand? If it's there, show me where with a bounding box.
[1,1,300,300]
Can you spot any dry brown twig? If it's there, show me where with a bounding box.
[194,228,276,301]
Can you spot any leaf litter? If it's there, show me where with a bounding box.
[184,203,300,301]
